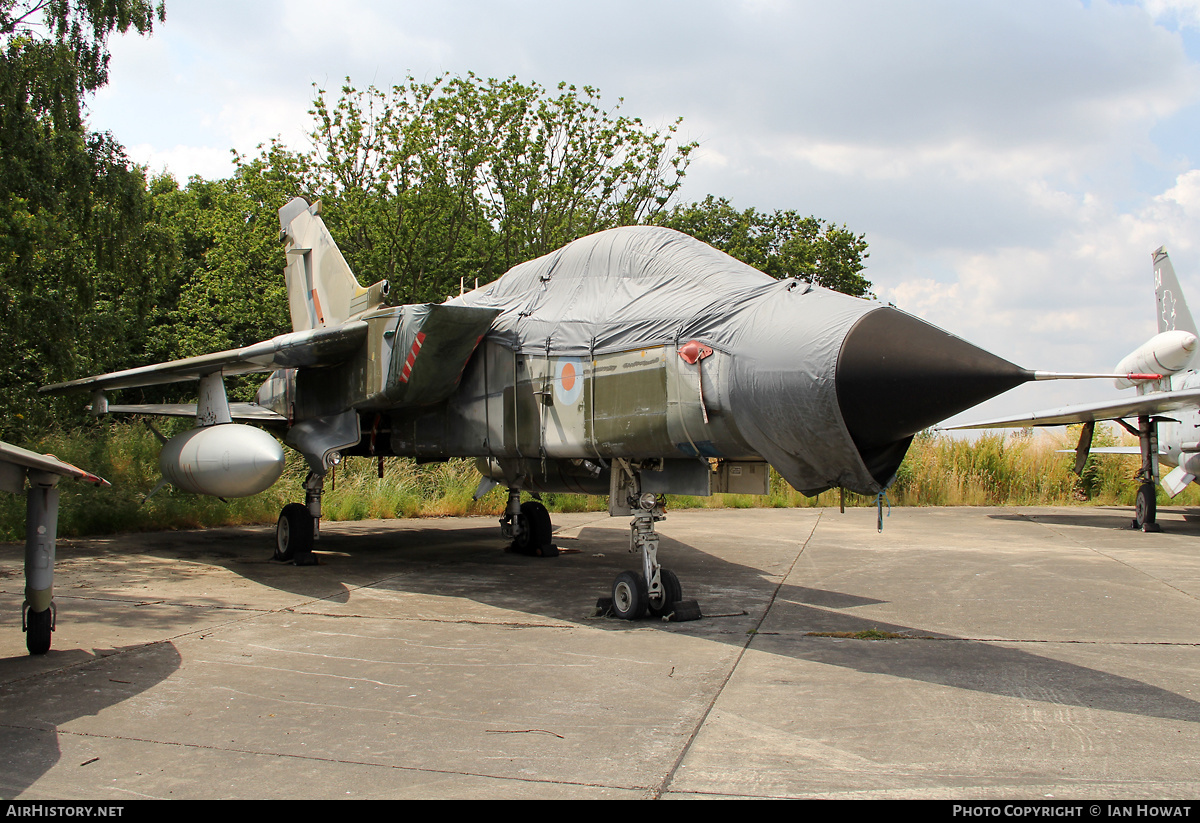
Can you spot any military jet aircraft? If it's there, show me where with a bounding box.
[40,197,1120,628]
[0,439,108,654]
[952,246,1200,532]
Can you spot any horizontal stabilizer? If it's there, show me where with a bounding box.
[97,403,287,423]
[41,322,368,394]
[0,440,109,488]
[1055,447,1146,456]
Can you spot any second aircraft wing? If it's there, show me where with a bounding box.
[949,388,1200,429]
[40,322,369,394]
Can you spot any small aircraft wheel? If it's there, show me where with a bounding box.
[25,607,52,656]
[275,503,313,561]
[612,570,648,620]
[647,568,683,618]
[513,501,557,556]
[1135,483,1157,531]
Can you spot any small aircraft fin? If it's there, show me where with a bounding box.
[1162,465,1195,498]
[474,476,499,500]
[1073,421,1095,476]
[140,477,170,507]
[279,198,389,332]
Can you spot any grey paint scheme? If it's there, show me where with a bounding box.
[445,227,882,495]
[41,202,1024,502]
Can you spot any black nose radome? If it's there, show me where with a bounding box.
[836,307,1032,451]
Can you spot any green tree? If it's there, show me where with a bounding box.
[145,146,304,363]
[303,74,696,304]
[0,0,165,440]
[656,195,872,297]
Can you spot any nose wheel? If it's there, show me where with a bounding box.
[274,473,323,565]
[1131,416,1163,533]
[604,498,700,622]
[612,570,649,619]
[648,568,682,617]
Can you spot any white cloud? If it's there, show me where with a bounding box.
[128,143,238,183]
[1141,0,1200,28]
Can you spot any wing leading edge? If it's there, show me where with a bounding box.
[39,322,369,395]
[0,440,110,491]
[948,388,1200,430]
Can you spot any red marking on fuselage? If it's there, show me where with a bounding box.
[311,289,325,326]
[561,362,576,391]
[399,332,427,383]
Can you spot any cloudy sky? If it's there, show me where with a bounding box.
[84,0,1200,425]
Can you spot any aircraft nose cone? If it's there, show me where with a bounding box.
[836,307,1031,451]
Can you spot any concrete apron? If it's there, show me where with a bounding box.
[1,505,1198,799]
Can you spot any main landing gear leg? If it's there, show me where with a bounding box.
[275,471,323,564]
[500,488,558,557]
[23,480,60,655]
[1133,414,1162,533]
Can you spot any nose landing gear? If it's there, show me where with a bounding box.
[603,483,701,622]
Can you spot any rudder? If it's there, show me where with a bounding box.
[1153,246,1198,337]
[278,197,387,332]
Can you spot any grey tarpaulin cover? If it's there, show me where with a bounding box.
[451,226,887,496]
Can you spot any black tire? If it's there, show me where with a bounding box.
[647,568,683,618]
[669,600,703,622]
[513,501,557,556]
[612,570,648,620]
[26,607,52,656]
[1135,483,1157,531]
[275,503,313,562]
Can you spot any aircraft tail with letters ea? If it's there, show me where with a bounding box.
[277,197,390,332]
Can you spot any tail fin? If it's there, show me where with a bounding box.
[277,198,389,332]
[1154,246,1198,337]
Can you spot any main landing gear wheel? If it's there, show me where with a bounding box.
[24,605,53,656]
[1134,482,1160,532]
[512,500,558,557]
[275,503,314,562]
[647,568,682,618]
[612,570,649,620]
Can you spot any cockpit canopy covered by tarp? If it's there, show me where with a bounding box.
[451,226,853,357]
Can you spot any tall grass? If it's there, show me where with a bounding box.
[0,422,292,540]
[1,421,1192,541]
[886,428,1186,507]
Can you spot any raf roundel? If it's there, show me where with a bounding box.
[554,357,584,406]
